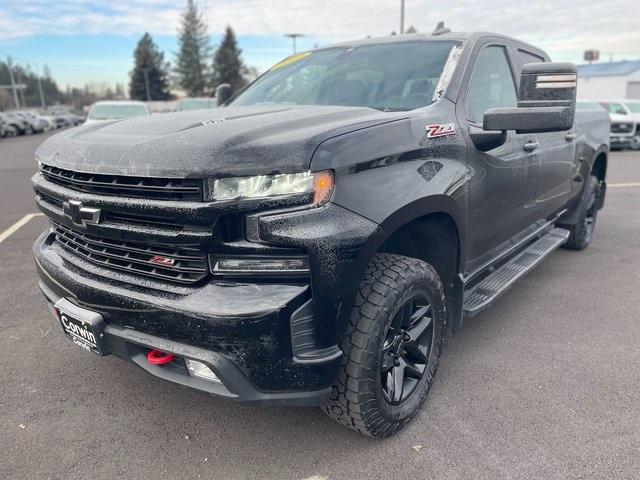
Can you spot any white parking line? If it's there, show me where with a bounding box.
[608,182,640,188]
[0,213,45,244]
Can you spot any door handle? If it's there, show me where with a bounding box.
[565,133,577,141]
[523,141,539,152]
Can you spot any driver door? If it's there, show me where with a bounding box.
[460,44,540,266]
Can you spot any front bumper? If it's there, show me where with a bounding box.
[34,230,342,406]
[610,135,632,149]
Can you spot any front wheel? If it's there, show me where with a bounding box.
[322,253,446,437]
[630,134,640,151]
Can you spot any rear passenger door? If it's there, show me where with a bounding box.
[461,44,540,264]
[514,48,577,215]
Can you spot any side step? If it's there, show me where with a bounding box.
[463,228,570,317]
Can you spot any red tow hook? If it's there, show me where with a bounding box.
[147,349,176,365]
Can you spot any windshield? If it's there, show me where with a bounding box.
[625,102,640,114]
[232,41,459,112]
[89,104,148,120]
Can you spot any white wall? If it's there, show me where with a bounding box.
[577,69,640,100]
[625,69,640,99]
[577,75,628,100]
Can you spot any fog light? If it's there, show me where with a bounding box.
[185,359,221,383]
[209,255,310,276]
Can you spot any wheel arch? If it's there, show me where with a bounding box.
[358,196,466,334]
[561,146,608,225]
[591,150,607,181]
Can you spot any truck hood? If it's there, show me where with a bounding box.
[36,105,407,178]
[608,113,634,124]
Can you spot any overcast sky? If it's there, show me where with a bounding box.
[1,0,639,88]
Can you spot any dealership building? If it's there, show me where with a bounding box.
[576,60,640,100]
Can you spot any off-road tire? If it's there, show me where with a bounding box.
[322,253,446,438]
[560,175,600,250]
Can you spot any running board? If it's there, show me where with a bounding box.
[463,228,570,317]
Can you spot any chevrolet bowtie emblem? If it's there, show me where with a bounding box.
[62,200,101,227]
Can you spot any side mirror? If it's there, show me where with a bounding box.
[215,84,233,106]
[483,62,577,134]
[469,125,507,152]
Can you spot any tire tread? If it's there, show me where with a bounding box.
[322,253,444,437]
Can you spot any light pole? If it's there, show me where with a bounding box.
[27,61,46,109]
[37,72,46,109]
[284,33,304,55]
[400,0,405,34]
[6,58,20,108]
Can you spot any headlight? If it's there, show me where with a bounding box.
[207,170,334,204]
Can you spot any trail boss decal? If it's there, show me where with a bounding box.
[426,123,456,138]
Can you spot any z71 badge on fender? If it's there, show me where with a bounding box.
[426,123,456,138]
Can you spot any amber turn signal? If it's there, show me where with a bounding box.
[313,170,334,205]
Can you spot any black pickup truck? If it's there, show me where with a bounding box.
[32,29,609,437]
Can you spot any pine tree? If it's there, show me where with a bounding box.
[175,0,210,96]
[211,26,246,92]
[129,33,171,100]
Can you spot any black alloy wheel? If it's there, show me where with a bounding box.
[323,253,445,437]
[580,190,597,246]
[380,296,433,405]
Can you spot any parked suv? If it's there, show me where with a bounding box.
[599,100,639,149]
[14,111,47,134]
[0,113,18,137]
[3,112,30,135]
[33,30,609,437]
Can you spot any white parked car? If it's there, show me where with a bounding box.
[40,116,57,131]
[84,101,150,125]
[599,100,640,150]
[177,97,217,111]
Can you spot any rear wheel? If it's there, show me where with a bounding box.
[560,175,600,250]
[322,253,446,437]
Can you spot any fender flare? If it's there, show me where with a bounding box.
[358,194,466,271]
[353,194,467,334]
[561,145,608,225]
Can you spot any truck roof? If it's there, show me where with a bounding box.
[324,31,547,59]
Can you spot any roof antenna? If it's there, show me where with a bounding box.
[432,21,451,36]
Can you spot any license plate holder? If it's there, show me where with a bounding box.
[54,298,108,355]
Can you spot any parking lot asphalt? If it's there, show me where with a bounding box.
[1,132,639,480]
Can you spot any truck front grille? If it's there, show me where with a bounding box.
[41,164,203,201]
[611,122,633,134]
[52,222,208,284]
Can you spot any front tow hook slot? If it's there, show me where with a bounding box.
[146,349,176,365]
